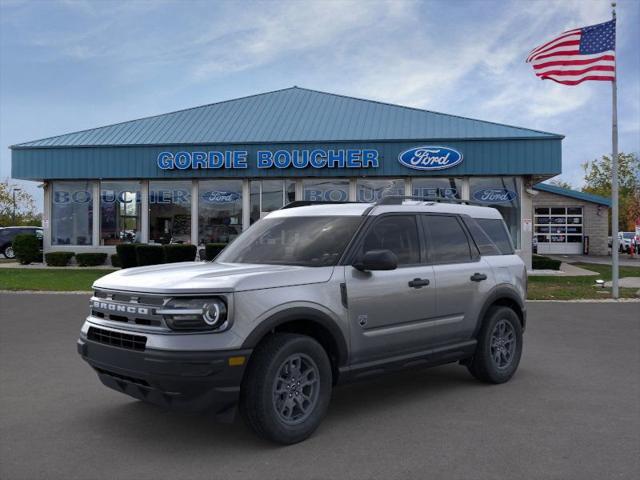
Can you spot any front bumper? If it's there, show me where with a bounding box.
[77,336,251,417]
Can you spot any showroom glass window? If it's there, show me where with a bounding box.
[100,181,141,245]
[198,180,243,245]
[412,177,462,199]
[149,181,192,244]
[51,181,93,245]
[469,177,520,248]
[303,179,349,202]
[250,180,296,225]
[356,179,405,202]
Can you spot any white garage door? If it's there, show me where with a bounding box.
[535,207,583,254]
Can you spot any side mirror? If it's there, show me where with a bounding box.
[353,249,398,271]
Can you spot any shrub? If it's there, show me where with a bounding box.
[205,243,227,261]
[13,234,41,265]
[75,253,108,267]
[532,255,562,270]
[135,245,164,266]
[110,254,121,268]
[116,244,138,268]
[163,244,197,263]
[45,251,75,267]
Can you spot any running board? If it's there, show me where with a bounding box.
[337,340,477,384]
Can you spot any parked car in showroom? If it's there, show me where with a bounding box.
[78,198,526,444]
[0,226,43,259]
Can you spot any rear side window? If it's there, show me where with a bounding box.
[360,215,420,265]
[476,218,515,254]
[462,217,501,256]
[423,215,472,263]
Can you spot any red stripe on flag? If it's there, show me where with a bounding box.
[532,54,615,70]
[531,47,581,61]
[527,30,581,60]
[535,65,615,77]
[541,75,615,85]
[529,40,581,60]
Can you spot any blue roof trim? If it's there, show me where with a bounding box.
[11,86,563,148]
[533,183,611,206]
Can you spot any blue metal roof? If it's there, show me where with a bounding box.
[533,183,611,206]
[12,87,562,148]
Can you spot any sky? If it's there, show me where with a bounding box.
[1,0,639,211]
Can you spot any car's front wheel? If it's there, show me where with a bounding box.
[467,306,523,384]
[240,333,332,444]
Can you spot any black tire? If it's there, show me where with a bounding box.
[240,333,332,444]
[467,306,523,384]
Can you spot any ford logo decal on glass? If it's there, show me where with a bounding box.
[398,146,463,171]
[201,191,240,203]
[472,188,517,203]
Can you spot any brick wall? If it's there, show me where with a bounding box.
[532,190,609,255]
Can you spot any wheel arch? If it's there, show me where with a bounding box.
[475,285,526,336]
[241,307,349,382]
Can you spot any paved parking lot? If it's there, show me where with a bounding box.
[1,294,638,480]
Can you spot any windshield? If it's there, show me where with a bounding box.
[216,216,363,267]
[622,232,634,239]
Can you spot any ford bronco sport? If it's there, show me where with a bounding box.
[78,197,526,444]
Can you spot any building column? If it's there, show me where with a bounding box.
[43,182,52,252]
[140,180,149,243]
[242,179,250,230]
[461,177,470,201]
[92,181,100,247]
[295,179,303,200]
[191,180,199,245]
[519,177,533,270]
[349,179,357,201]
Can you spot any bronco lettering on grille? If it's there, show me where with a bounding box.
[91,300,149,315]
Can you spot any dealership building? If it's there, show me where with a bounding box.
[10,87,611,267]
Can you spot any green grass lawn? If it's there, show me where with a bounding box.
[528,263,640,300]
[0,268,115,291]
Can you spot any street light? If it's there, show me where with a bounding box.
[12,188,22,224]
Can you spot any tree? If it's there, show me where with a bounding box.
[547,177,573,190]
[582,152,640,232]
[0,180,41,227]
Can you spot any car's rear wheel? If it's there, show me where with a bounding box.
[3,245,15,259]
[240,333,332,444]
[467,306,522,384]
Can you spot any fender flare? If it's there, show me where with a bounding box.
[474,284,527,336]
[241,307,349,366]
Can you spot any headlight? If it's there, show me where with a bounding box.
[158,297,228,331]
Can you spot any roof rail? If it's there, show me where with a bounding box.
[280,200,360,210]
[374,195,484,207]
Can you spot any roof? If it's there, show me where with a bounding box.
[268,201,503,219]
[533,183,611,207]
[12,87,562,149]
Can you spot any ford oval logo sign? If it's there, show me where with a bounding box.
[398,146,463,171]
[200,191,240,203]
[473,188,518,203]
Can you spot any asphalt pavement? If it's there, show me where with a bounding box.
[1,294,638,480]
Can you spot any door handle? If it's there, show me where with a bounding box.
[470,272,487,282]
[408,278,430,288]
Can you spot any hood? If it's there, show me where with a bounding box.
[93,261,335,294]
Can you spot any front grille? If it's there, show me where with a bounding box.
[87,326,147,351]
[90,289,166,328]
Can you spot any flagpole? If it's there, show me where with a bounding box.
[611,1,619,298]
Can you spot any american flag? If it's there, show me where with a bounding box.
[526,19,616,85]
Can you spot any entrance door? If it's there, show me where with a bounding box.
[345,214,437,363]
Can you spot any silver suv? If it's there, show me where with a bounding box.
[78,198,527,444]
